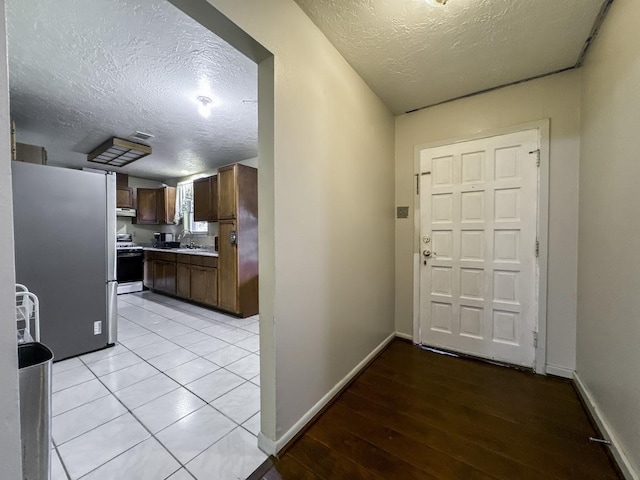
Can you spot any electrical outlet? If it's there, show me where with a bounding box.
[94,321,102,335]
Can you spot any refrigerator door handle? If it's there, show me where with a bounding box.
[107,280,118,344]
[105,172,117,281]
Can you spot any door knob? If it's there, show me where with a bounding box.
[423,249,432,258]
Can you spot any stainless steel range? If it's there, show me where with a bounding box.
[116,233,144,294]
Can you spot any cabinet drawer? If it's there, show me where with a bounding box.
[176,253,192,264]
[190,255,218,268]
[154,252,176,262]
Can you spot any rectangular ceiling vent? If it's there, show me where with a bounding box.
[132,131,154,141]
[87,137,151,167]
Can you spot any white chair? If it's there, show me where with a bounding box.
[16,284,40,343]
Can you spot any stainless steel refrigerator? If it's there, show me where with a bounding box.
[12,162,117,361]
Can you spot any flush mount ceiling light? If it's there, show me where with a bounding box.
[87,137,151,167]
[425,0,448,5]
[197,95,213,118]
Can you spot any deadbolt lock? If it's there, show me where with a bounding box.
[422,235,431,244]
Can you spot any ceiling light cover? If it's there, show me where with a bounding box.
[87,137,151,167]
[197,95,212,118]
[425,0,447,6]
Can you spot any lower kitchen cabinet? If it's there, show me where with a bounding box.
[154,260,176,295]
[190,265,218,307]
[176,262,191,298]
[144,250,218,308]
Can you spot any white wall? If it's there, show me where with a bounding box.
[577,0,640,474]
[203,0,396,445]
[0,0,24,475]
[395,70,582,373]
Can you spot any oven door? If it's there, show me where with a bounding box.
[116,250,144,284]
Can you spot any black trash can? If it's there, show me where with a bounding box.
[18,342,53,480]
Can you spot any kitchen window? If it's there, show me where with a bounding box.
[176,181,208,234]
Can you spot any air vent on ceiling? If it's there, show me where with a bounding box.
[87,137,151,167]
[132,131,154,141]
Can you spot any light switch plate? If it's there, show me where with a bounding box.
[94,321,102,335]
[397,206,409,219]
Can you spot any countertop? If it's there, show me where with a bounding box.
[143,247,219,257]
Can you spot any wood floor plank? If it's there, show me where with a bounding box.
[307,419,438,480]
[287,435,386,480]
[336,391,550,480]
[318,403,499,480]
[259,340,620,480]
[271,454,323,480]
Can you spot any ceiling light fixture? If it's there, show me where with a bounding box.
[87,137,151,167]
[425,0,447,5]
[197,95,213,118]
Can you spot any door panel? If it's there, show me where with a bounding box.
[419,129,539,367]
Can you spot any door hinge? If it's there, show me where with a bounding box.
[416,174,420,195]
[535,239,539,257]
[530,149,541,167]
[533,332,538,348]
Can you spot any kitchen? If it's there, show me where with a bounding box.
[8,0,265,478]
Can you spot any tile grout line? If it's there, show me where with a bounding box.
[54,292,260,480]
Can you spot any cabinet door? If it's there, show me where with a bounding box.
[162,186,176,224]
[154,260,176,294]
[217,166,236,220]
[143,258,154,289]
[176,263,191,299]
[218,220,239,313]
[136,189,158,224]
[116,186,134,209]
[191,266,218,307]
[193,177,211,222]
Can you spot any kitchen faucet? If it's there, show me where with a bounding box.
[178,229,195,247]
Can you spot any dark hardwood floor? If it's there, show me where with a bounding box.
[250,339,621,480]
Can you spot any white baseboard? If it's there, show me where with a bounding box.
[545,364,574,379]
[573,372,638,480]
[395,331,414,342]
[258,331,396,456]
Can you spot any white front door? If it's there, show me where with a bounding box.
[419,129,539,367]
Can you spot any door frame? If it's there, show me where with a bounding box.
[411,119,550,374]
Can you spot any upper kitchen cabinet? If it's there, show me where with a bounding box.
[218,164,257,220]
[193,175,218,222]
[116,173,135,209]
[116,187,135,209]
[136,186,176,224]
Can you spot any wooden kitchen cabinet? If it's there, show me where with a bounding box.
[216,164,258,317]
[153,260,176,295]
[190,265,218,307]
[116,186,135,209]
[136,187,176,224]
[146,251,218,308]
[217,166,236,220]
[176,262,191,299]
[143,252,154,289]
[193,175,218,222]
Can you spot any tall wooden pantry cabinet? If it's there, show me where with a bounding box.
[217,164,258,317]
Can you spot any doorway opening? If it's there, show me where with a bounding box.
[6,0,275,477]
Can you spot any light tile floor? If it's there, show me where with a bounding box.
[51,291,265,480]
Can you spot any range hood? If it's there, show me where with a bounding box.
[116,207,136,218]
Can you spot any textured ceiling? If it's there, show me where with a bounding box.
[294,0,605,114]
[7,0,257,180]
